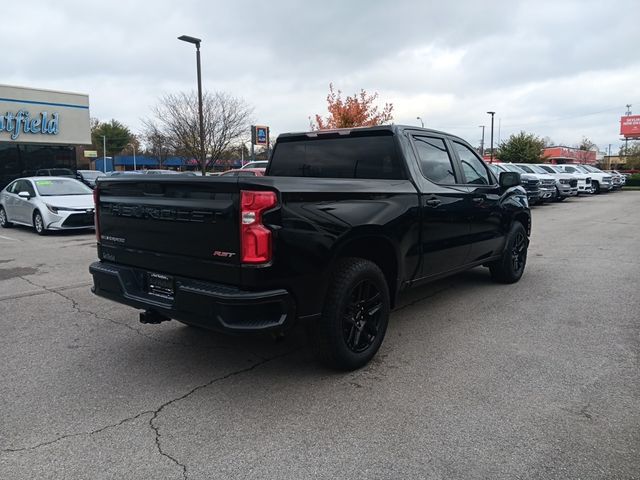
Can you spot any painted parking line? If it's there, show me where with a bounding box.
[0,235,17,241]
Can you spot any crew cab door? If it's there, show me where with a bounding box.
[449,140,504,264]
[407,133,471,279]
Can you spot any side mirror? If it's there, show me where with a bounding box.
[499,172,521,189]
[18,191,31,200]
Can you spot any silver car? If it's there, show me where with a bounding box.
[0,177,95,235]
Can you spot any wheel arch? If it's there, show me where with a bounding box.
[331,231,401,308]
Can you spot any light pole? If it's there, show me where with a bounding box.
[102,135,107,172]
[487,111,495,162]
[178,35,205,175]
[128,143,137,171]
[479,125,485,157]
[416,116,424,128]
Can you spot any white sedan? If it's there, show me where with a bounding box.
[0,177,95,235]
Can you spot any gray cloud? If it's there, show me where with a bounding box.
[4,0,639,150]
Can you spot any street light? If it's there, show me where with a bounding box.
[487,111,495,162]
[178,34,205,174]
[128,143,137,171]
[416,116,424,128]
[479,125,485,157]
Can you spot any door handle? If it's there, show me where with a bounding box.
[425,199,441,207]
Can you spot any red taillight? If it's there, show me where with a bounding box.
[93,187,100,243]
[240,190,277,264]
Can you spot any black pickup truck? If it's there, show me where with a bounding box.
[90,125,530,370]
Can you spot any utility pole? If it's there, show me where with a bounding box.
[624,104,632,156]
[479,125,485,156]
[487,111,495,162]
[102,135,107,172]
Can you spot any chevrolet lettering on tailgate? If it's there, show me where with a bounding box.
[103,203,217,223]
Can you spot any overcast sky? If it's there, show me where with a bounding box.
[5,0,640,152]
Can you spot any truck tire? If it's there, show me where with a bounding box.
[489,222,528,284]
[311,258,390,371]
[593,181,600,194]
[0,207,13,228]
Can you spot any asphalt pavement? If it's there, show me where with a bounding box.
[1,192,638,479]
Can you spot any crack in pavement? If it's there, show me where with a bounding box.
[0,281,93,302]
[148,350,295,480]
[2,410,154,453]
[3,349,297,480]
[16,276,254,354]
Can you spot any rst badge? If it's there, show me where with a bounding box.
[213,251,236,258]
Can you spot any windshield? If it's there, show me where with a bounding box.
[49,168,73,177]
[528,165,549,174]
[79,171,105,180]
[582,165,601,173]
[502,164,525,173]
[515,164,535,174]
[242,161,268,169]
[537,165,556,174]
[34,179,93,196]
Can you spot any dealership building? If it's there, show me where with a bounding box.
[0,84,91,189]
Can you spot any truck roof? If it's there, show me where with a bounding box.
[277,125,467,144]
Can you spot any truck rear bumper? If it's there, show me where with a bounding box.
[89,261,295,333]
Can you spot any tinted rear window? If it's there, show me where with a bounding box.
[269,134,405,179]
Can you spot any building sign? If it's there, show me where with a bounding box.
[0,111,59,140]
[620,115,640,138]
[252,125,269,146]
[84,150,98,158]
[0,84,91,145]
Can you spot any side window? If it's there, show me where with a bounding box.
[453,142,490,185]
[13,180,27,193]
[22,181,36,196]
[412,136,457,184]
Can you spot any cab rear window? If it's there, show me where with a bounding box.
[269,133,405,179]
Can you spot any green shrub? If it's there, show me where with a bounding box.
[626,174,640,186]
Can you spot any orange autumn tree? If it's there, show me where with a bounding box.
[310,83,394,130]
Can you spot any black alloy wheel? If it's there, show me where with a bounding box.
[311,257,390,370]
[342,279,384,354]
[510,230,527,274]
[490,221,528,284]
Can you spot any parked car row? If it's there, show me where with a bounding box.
[489,163,622,205]
[0,159,625,236]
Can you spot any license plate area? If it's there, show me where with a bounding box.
[147,272,175,299]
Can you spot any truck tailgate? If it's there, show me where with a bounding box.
[96,177,241,284]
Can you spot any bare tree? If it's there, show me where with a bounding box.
[144,91,254,174]
[142,123,173,168]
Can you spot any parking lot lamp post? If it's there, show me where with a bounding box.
[479,125,485,157]
[102,135,107,172]
[416,116,424,128]
[129,143,137,171]
[178,35,205,174]
[487,111,495,162]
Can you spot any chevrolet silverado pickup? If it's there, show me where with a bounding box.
[90,126,531,370]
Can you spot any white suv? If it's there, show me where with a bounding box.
[554,165,593,194]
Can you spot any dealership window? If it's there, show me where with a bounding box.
[0,144,76,189]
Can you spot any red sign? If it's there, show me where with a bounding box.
[620,115,640,138]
